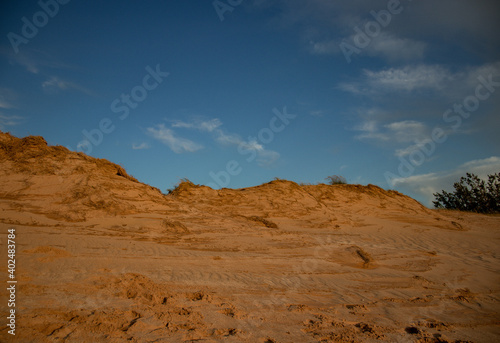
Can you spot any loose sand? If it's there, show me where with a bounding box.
[0,131,499,342]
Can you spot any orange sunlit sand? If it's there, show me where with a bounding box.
[0,131,499,342]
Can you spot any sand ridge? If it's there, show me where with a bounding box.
[0,131,499,342]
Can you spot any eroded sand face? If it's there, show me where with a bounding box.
[0,132,499,342]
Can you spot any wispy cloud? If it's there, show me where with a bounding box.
[0,114,24,130]
[0,47,73,74]
[171,118,222,132]
[42,76,94,96]
[214,129,280,166]
[0,48,93,96]
[255,149,281,166]
[310,40,339,55]
[164,117,281,166]
[147,124,203,154]
[349,62,500,159]
[384,120,429,143]
[354,119,389,141]
[8,51,40,74]
[340,65,453,95]
[355,118,429,144]
[353,113,440,159]
[0,90,22,130]
[0,100,13,109]
[309,110,324,117]
[392,156,500,206]
[132,142,150,150]
[365,65,451,92]
[365,33,426,61]
[340,62,500,96]
[0,88,16,109]
[312,33,426,62]
[255,1,498,62]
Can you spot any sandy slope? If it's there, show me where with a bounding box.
[0,131,499,343]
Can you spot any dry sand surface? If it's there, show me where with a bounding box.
[0,131,499,343]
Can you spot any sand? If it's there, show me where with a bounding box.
[0,131,499,342]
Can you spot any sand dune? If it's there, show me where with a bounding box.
[0,131,499,342]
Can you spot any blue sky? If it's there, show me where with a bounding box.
[1,0,499,206]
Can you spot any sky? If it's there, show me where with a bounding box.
[1,0,499,207]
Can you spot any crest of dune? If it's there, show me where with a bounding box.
[0,131,498,343]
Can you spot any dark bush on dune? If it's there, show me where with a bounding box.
[325,175,347,185]
[433,172,500,213]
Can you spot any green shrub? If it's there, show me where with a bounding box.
[325,175,347,185]
[433,172,500,213]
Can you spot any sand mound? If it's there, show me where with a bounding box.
[0,131,432,225]
[0,131,171,222]
[1,131,499,342]
[0,131,120,181]
[0,132,137,182]
[167,178,449,233]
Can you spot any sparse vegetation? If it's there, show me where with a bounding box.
[167,178,198,196]
[325,175,347,185]
[298,182,315,186]
[433,172,500,213]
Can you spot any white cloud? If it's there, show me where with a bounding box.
[394,144,424,158]
[392,156,500,207]
[355,118,429,145]
[215,130,249,147]
[354,116,437,158]
[385,120,429,143]
[340,62,500,96]
[337,82,362,95]
[0,114,24,130]
[364,65,452,92]
[42,77,68,91]
[349,62,499,156]
[153,117,281,166]
[147,124,203,154]
[339,65,453,94]
[357,120,377,133]
[354,119,389,141]
[455,61,500,95]
[461,156,500,172]
[214,129,280,167]
[256,149,280,166]
[132,142,150,150]
[171,118,222,132]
